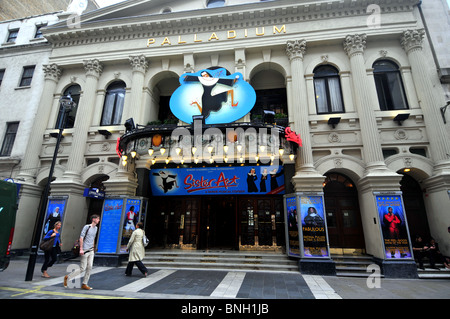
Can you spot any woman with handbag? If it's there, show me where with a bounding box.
[41,221,62,278]
[125,222,148,277]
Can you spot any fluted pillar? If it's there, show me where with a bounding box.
[286,40,324,191]
[343,34,387,173]
[17,64,62,182]
[127,55,148,123]
[401,29,450,171]
[62,59,103,182]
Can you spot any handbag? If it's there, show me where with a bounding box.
[40,237,56,251]
[72,225,91,257]
[142,232,149,247]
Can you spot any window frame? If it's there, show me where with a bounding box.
[100,81,126,126]
[6,29,19,43]
[0,122,19,157]
[19,65,35,87]
[373,60,409,111]
[313,65,345,114]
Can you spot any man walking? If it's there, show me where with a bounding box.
[64,214,100,290]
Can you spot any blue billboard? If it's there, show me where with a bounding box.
[169,67,256,125]
[150,166,284,196]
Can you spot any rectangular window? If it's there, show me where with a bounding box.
[35,24,46,38]
[19,66,35,87]
[0,69,5,87]
[0,122,19,156]
[7,29,19,43]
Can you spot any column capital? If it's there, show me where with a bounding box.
[400,29,425,53]
[129,54,149,74]
[83,59,103,78]
[343,34,367,57]
[286,39,307,61]
[42,63,62,82]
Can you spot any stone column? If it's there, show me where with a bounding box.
[127,55,148,123]
[402,29,450,256]
[400,29,450,171]
[344,34,388,173]
[286,40,324,192]
[17,64,62,182]
[62,59,103,183]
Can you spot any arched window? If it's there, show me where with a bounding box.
[101,81,126,126]
[56,84,80,129]
[313,65,344,114]
[207,0,225,8]
[373,60,409,110]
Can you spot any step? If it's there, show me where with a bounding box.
[142,249,299,272]
[332,254,382,278]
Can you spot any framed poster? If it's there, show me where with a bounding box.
[299,193,330,258]
[375,193,413,259]
[284,194,300,257]
[40,196,68,249]
[97,198,124,254]
[120,198,148,253]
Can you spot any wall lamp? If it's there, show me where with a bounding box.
[393,113,410,126]
[98,129,112,138]
[49,132,63,139]
[440,101,449,124]
[124,118,136,132]
[328,117,341,129]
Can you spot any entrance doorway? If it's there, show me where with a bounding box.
[199,197,237,249]
[323,173,365,251]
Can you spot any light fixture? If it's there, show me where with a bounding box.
[192,146,197,155]
[98,129,112,138]
[148,148,154,156]
[223,145,229,153]
[130,150,137,158]
[255,155,259,162]
[175,147,182,156]
[207,145,214,153]
[160,147,166,155]
[224,156,228,163]
[289,153,295,161]
[328,117,341,129]
[194,157,199,164]
[236,143,242,152]
[209,157,214,163]
[279,148,284,156]
[403,168,411,172]
[180,157,185,164]
[151,157,156,165]
[259,145,266,152]
[165,157,170,164]
[124,118,135,132]
[393,113,410,126]
[239,156,244,163]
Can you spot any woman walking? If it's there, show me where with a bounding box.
[41,221,62,278]
[125,222,148,277]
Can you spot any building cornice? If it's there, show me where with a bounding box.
[43,0,420,47]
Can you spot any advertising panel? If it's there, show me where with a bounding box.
[375,194,412,259]
[120,198,143,253]
[284,195,300,257]
[97,198,124,254]
[150,165,285,196]
[299,194,329,258]
[41,197,68,241]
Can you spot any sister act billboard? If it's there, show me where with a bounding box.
[150,166,285,196]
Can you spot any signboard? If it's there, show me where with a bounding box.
[284,195,300,257]
[41,196,68,242]
[299,194,329,258]
[97,198,124,254]
[97,197,148,254]
[170,67,256,125]
[83,187,105,199]
[375,194,412,259]
[150,165,285,196]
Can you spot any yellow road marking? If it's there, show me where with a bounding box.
[0,286,134,299]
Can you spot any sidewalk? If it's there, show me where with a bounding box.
[1,257,449,300]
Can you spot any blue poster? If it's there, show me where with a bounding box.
[97,198,124,254]
[376,195,412,259]
[42,198,66,238]
[150,166,284,196]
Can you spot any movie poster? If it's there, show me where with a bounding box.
[120,198,142,252]
[375,195,412,259]
[285,195,300,257]
[41,197,67,240]
[97,198,124,254]
[299,194,329,258]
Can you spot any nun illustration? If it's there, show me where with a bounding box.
[247,168,258,192]
[269,168,284,191]
[184,68,239,119]
[260,168,268,192]
[152,170,179,193]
